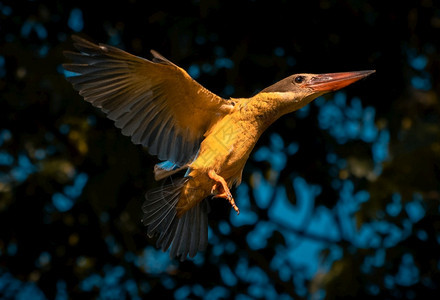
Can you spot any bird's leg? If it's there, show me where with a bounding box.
[208,170,239,215]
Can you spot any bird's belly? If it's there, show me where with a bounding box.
[190,115,261,186]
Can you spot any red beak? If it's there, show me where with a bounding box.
[306,70,375,92]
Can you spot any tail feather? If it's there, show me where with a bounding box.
[170,211,188,258]
[143,185,180,235]
[199,205,209,250]
[189,204,201,257]
[142,177,209,260]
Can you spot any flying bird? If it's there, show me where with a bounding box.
[64,35,374,260]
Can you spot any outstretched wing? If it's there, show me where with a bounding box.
[64,35,233,165]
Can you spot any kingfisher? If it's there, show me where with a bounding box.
[64,35,374,260]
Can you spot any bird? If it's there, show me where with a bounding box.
[63,35,374,260]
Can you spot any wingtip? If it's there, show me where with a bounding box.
[70,34,102,52]
[70,34,81,41]
[70,34,90,45]
[150,49,177,67]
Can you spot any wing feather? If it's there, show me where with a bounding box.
[64,35,233,165]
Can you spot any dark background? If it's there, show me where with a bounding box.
[1,0,440,299]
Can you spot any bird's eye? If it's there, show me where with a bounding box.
[294,76,305,84]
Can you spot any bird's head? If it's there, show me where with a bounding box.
[258,70,375,113]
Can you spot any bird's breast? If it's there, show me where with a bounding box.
[190,111,264,185]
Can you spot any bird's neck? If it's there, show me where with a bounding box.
[236,92,301,128]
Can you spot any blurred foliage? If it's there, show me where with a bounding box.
[1,0,440,299]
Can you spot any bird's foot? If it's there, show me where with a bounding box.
[208,170,240,215]
[213,192,240,215]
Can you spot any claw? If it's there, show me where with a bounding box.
[208,170,240,215]
[213,192,240,215]
[211,182,219,195]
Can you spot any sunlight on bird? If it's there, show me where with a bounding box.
[64,35,374,260]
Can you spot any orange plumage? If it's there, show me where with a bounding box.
[64,35,374,260]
